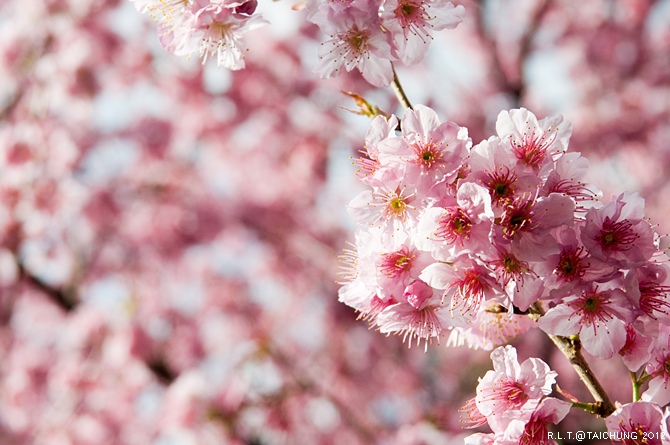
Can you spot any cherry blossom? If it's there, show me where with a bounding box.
[605,401,665,445]
[473,345,557,433]
[381,0,465,65]
[538,283,634,359]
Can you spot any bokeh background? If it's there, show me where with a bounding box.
[0,0,668,443]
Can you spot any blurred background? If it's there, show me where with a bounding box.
[0,0,668,443]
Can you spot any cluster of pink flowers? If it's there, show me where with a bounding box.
[307,0,464,86]
[130,0,267,69]
[340,104,670,440]
[462,345,571,444]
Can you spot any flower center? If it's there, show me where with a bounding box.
[509,128,556,169]
[498,379,528,406]
[597,218,637,252]
[394,0,432,39]
[412,141,443,170]
[484,166,517,205]
[499,196,535,239]
[639,282,670,319]
[572,289,613,328]
[379,247,413,278]
[436,207,472,244]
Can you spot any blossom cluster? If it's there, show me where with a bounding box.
[307,0,465,86]
[130,0,267,69]
[462,345,571,444]
[463,346,670,445]
[339,105,670,418]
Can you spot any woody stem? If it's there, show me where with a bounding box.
[391,63,413,111]
[529,303,616,417]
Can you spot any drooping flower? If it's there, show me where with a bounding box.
[499,397,572,445]
[375,279,449,350]
[380,0,465,65]
[420,255,501,322]
[642,324,670,406]
[312,0,395,86]
[625,262,670,324]
[618,323,653,372]
[605,401,665,445]
[474,345,557,433]
[355,114,399,182]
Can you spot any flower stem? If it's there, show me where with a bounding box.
[391,64,412,111]
[631,371,641,402]
[529,303,616,417]
[546,333,616,417]
[572,401,602,415]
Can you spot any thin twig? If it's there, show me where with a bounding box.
[546,334,616,417]
[391,63,412,111]
[529,303,616,417]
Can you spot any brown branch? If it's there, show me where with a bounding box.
[529,303,616,417]
[391,63,413,111]
[546,334,616,417]
[475,0,553,105]
[17,260,78,312]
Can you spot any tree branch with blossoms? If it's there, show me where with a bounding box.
[90,0,670,442]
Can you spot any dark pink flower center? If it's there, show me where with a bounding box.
[570,290,614,331]
[484,165,517,205]
[379,247,413,278]
[554,246,587,281]
[639,282,670,320]
[499,196,535,239]
[597,217,637,252]
[510,130,554,168]
[395,0,432,40]
[497,379,528,406]
[436,207,471,244]
[450,269,486,315]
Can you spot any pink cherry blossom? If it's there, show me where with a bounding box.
[498,397,572,445]
[605,401,665,445]
[581,192,656,268]
[495,108,572,175]
[377,104,470,195]
[618,323,653,372]
[312,0,395,86]
[539,284,634,359]
[420,254,502,321]
[415,182,494,261]
[380,0,465,65]
[474,345,557,433]
[625,262,670,324]
[375,279,449,349]
[466,136,540,211]
[643,324,670,406]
